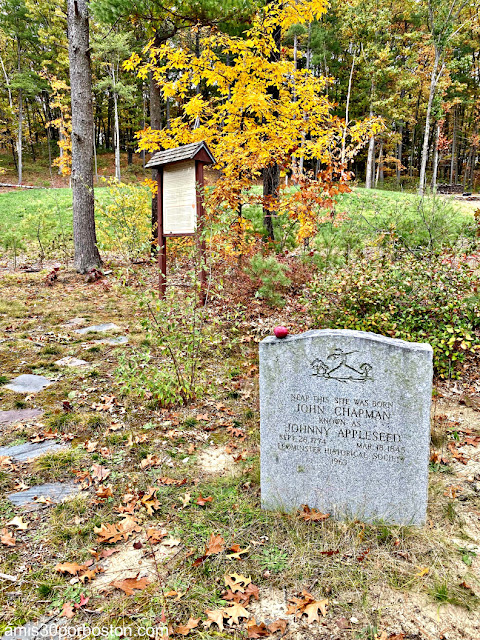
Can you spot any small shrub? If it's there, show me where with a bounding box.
[245,253,291,307]
[96,179,151,261]
[307,252,480,377]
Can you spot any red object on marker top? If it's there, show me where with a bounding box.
[274,326,289,339]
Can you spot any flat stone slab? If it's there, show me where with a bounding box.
[0,617,68,640]
[75,322,120,335]
[260,329,433,526]
[7,482,79,509]
[93,335,128,346]
[54,356,88,367]
[3,374,52,393]
[0,440,67,462]
[0,409,43,426]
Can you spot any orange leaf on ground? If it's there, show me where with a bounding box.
[111,576,151,595]
[203,609,225,632]
[227,543,251,559]
[62,603,75,619]
[196,494,213,506]
[298,504,330,522]
[55,562,88,575]
[224,603,250,625]
[146,528,167,544]
[1,528,16,547]
[303,599,329,623]
[268,619,288,634]
[91,463,111,482]
[174,618,199,635]
[205,533,225,556]
[224,573,251,593]
[246,619,271,637]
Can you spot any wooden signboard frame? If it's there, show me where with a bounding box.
[145,142,215,302]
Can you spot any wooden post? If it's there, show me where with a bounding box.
[157,167,167,298]
[195,161,207,305]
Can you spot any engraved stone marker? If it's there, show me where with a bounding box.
[260,329,433,525]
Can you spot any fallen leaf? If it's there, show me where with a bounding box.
[111,576,151,595]
[246,619,270,637]
[91,464,111,482]
[62,603,75,619]
[55,562,88,575]
[303,599,329,623]
[158,477,187,486]
[203,609,225,632]
[6,516,28,530]
[227,544,251,560]
[205,533,225,556]
[298,504,330,522]
[224,573,251,593]
[224,603,250,625]
[415,567,429,577]
[336,617,350,629]
[196,494,213,506]
[286,591,328,621]
[1,528,16,547]
[141,487,160,515]
[95,485,113,500]
[268,619,288,634]
[181,492,191,507]
[75,593,90,609]
[146,528,167,544]
[174,618,199,636]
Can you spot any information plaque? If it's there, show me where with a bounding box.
[163,160,197,235]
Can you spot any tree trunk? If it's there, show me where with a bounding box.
[17,88,23,186]
[365,136,375,188]
[113,88,121,181]
[17,38,22,186]
[431,122,440,191]
[365,80,375,189]
[396,122,403,184]
[150,72,162,253]
[67,0,101,273]
[418,47,440,195]
[450,107,456,184]
[341,53,355,166]
[262,11,281,241]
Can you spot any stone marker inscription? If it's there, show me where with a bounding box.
[260,329,433,525]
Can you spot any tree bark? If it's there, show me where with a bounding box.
[365,80,375,189]
[67,0,101,273]
[17,38,22,186]
[262,9,281,241]
[418,46,440,195]
[431,122,440,191]
[150,72,162,253]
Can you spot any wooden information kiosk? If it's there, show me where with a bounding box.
[145,141,215,300]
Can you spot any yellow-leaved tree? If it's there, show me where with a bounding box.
[125,0,383,244]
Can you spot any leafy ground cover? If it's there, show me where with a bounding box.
[0,187,479,639]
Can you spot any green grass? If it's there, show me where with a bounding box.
[0,187,111,233]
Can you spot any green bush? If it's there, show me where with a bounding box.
[306,252,480,377]
[245,253,291,307]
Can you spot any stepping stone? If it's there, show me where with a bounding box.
[7,482,79,510]
[94,335,128,346]
[75,322,120,335]
[54,356,88,367]
[0,616,68,640]
[3,374,52,393]
[0,440,67,462]
[0,409,43,427]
